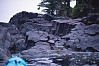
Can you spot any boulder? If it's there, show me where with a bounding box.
[48,40,55,44]
[26,31,49,49]
[64,23,99,52]
[35,42,50,46]
[26,31,48,43]
[55,39,66,46]
[9,11,38,27]
[85,24,99,35]
[81,13,99,25]
[55,17,70,20]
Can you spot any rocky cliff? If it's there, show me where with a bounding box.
[0,12,99,66]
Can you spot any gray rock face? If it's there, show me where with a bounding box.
[64,23,99,51]
[7,25,19,35]
[14,18,53,35]
[8,11,53,34]
[0,26,11,61]
[0,12,99,66]
[21,22,35,35]
[30,18,52,33]
[15,39,26,51]
[9,11,38,25]
[9,34,26,51]
[20,43,51,58]
[26,31,49,43]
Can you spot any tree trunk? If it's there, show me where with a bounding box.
[67,0,70,17]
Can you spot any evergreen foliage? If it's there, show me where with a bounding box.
[72,3,90,18]
[38,0,99,18]
[38,0,71,17]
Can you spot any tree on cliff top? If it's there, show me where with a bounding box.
[38,0,99,18]
[72,0,99,18]
[38,0,73,17]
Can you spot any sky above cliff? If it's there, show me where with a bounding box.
[0,0,76,23]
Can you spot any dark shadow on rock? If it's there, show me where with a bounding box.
[84,47,98,52]
[53,56,70,66]
[26,40,35,49]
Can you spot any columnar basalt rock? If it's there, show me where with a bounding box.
[51,19,76,36]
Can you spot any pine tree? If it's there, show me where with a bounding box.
[38,0,72,17]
